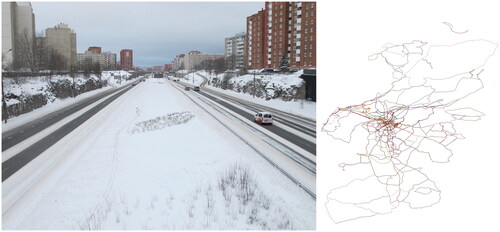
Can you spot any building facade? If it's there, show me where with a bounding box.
[77,49,116,70]
[120,49,133,70]
[164,64,173,71]
[172,54,185,70]
[246,2,316,70]
[246,9,266,69]
[224,32,246,70]
[102,52,116,70]
[88,46,102,54]
[183,51,223,70]
[2,2,36,70]
[45,23,77,69]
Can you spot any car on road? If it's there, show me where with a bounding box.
[193,86,200,91]
[254,112,273,125]
[259,68,275,74]
[184,86,190,91]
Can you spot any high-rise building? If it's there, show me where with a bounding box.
[2,2,36,70]
[172,54,185,70]
[102,52,116,70]
[225,32,246,70]
[88,46,102,54]
[246,9,266,69]
[45,23,77,69]
[120,49,133,70]
[246,2,316,70]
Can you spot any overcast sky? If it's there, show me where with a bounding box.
[31,2,263,67]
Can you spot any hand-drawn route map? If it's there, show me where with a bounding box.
[322,32,498,223]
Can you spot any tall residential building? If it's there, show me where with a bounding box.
[224,32,246,70]
[246,2,316,69]
[2,2,36,70]
[88,46,102,54]
[45,23,77,69]
[172,54,185,70]
[183,51,223,70]
[102,52,117,70]
[246,9,266,69]
[120,49,133,70]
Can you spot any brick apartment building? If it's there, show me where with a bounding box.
[246,1,316,70]
[88,46,102,54]
[246,9,266,69]
[120,49,133,70]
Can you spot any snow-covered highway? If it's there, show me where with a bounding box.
[2,77,315,230]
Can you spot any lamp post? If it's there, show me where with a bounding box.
[253,70,256,98]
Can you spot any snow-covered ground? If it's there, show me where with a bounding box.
[2,78,315,229]
[2,72,136,132]
[176,71,316,120]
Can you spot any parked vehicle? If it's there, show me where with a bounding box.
[193,86,200,91]
[259,68,275,73]
[253,112,273,125]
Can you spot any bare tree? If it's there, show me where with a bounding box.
[35,30,49,71]
[14,29,36,71]
[48,48,67,72]
[81,57,93,78]
[92,61,102,88]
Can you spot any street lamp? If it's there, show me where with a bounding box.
[253,70,256,98]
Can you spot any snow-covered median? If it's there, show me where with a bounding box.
[3,78,315,230]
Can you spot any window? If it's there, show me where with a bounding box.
[310,35,313,41]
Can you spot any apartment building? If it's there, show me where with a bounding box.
[246,2,316,70]
[45,23,77,68]
[183,51,223,70]
[172,54,185,70]
[120,49,133,70]
[224,32,246,70]
[246,9,266,69]
[2,2,36,70]
[87,46,101,54]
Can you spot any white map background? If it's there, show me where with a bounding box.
[318,0,500,231]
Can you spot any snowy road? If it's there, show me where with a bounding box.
[2,78,315,230]
[2,80,139,152]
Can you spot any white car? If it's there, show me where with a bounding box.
[254,112,273,125]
